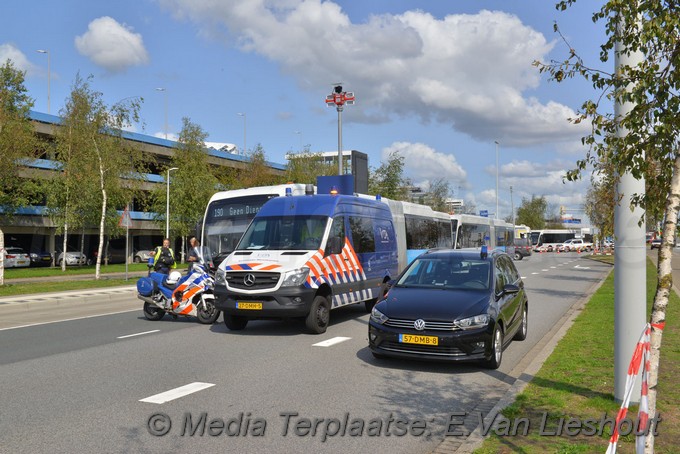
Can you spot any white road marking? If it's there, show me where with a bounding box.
[542,269,549,272]
[521,276,527,280]
[531,272,540,275]
[550,266,557,269]
[313,336,351,347]
[574,265,591,270]
[117,329,160,339]
[140,382,215,404]
[0,308,139,332]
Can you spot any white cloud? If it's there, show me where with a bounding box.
[157,1,589,147]
[0,43,37,75]
[381,141,467,188]
[154,131,179,141]
[75,16,149,73]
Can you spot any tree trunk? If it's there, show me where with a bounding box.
[644,154,680,453]
[0,228,4,286]
[94,139,106,281]
[61,222,68,272]
[61,183,70,272]
[80,229,85,266]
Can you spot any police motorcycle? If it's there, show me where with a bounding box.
[136,249,219,324]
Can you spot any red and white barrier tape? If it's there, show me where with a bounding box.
[606,322,664,454]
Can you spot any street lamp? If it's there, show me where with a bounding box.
[495,140,500,219]
[166,167,178,238]
[325,84,355,175]
[237,113,247,155]
[36,49,50,114]
[156,87,168,139]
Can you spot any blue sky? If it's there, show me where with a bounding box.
[1,0,608,220]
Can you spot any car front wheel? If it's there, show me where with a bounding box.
[513,304,528,341]
[483,324,503,369]
[306,295,330,334]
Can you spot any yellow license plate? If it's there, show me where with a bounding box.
[236,301,262,310]
[399,334,438,345]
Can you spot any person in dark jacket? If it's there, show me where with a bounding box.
[153,238,176,274]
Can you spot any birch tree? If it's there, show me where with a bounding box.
[150,117,217,261]
[53,74,144,278]
[536,2,680,451]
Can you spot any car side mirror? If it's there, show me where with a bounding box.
[502,284,520,295]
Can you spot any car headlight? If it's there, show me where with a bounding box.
[370,307,389,325]
[280,267,310,287]
[215,268,226,286]
[455,314,490,330]
[30,253,38,258]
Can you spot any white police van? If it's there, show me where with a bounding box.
[214,187,399,334]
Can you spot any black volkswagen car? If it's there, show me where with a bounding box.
[368,249,528,369]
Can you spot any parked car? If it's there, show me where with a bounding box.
[29,250,53,267]
[134,249,154,263]
[92,248,127,264]
[56,251,88,266]
[650,238,661,249]
[512,237,532,261]
[368,249,528,369]
[3,247,31,268]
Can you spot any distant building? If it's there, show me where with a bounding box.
[1,110,285,261]
[287,150,368,194]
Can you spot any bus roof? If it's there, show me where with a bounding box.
[206,184,311,205]
[256,194,390,218]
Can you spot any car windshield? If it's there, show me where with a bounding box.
[396,256,491,290]
[237,215,328,251]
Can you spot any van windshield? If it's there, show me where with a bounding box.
[236,216,328,251]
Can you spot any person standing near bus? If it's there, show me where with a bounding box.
[187,237,201,273]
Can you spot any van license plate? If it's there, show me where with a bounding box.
[399,334,438,345]
[236,302,262,310]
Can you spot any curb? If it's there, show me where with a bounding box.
[432,261,611,453]
[0,285,137,307]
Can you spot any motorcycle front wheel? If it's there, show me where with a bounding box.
[143,302,165,321]
[196,296,220,324]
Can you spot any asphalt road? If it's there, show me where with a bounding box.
[0,252,613,454]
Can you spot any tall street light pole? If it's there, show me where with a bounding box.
[156,88,168,139]
[510,185,515,226]
[326,84,355,175]
[237,113,247,155]
[495,140,500,219]
[166,167,178,239]
[36,49,50,114]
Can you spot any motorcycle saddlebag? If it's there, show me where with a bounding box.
[137,277,155,297]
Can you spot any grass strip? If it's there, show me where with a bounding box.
[3,263,149,279]
[474,259,679,453]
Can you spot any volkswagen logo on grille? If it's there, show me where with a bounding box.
[413,319,426,331]
[243,274,256,287]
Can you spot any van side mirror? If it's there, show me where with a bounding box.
[325,237,344,256]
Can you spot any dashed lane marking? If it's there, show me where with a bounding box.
[140,382,215,404]
[117,329,160,339]
[313,336,351,347]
